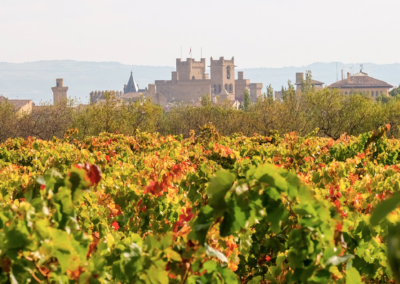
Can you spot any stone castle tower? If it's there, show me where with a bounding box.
[210,57,235,100]
[51,78,68,104]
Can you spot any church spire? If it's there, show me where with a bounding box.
[124,71,139,94]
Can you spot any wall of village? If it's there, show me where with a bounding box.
[90,90,123,103]
[341,88,389,96]
[235,72,250,102]
[155,79,211,104]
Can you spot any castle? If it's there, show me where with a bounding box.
[52,78,68,104]
[90,57,263,107]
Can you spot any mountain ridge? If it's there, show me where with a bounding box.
[1,60,399,103]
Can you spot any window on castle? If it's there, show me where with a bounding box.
[214,85,217,94]
[227,66,231,79]
[57,83,59,87]
[225,84,228,92]
[371,91,374,96]
[218,85,221,94]
[192,76,195,80]
[345,92,348,95]
[229,84,233,93]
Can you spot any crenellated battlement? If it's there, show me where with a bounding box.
[176,58,206,66]
[175,57,207,81]
[90,90,123,103]
[210,56,234,65]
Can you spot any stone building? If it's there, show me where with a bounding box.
[154,57,262,105]
[295,72,324,91]
[274,72,324,101]
[51,79,68,104]
[90,72,156,104]
[328,70,393,97]
[0,95,33,115]
[89,56,263,107]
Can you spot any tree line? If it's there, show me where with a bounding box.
[1,82,400,142]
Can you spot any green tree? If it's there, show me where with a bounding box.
[389,85,400,97]
[281,80,295,101]
[266,84,274,100]
[201,94,212,106]
[301,70,314,94]
[242,89,251,111]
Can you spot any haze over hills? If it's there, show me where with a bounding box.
[1,60,400,104]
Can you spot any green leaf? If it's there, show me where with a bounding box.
[205,244,228,263]
[247,276,262,284]
[55,250,70,274]
[254,164,288,192]
[206,170,235,209]
[346,267,362,284]
[370,191,400,226]
[188,205,214,245]
[217,266,239,283]
[201,260,217,272]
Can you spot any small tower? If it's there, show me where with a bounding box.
[51,78,68,104]
[210,57,235,98]
[124,72,139,94]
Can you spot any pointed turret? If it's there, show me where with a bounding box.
[124,72,139,94]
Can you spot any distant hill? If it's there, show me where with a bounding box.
[1,60,399,104]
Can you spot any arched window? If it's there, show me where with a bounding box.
[225,84,228,91]
[227,66,231,79]
[345,92,348,95]
[192,76,195,80]
[214,85,217,94]
[229,84,233,93]
[218,85,221,94]
[371,91,374,96]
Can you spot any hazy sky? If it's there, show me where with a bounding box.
[1,0,400,68]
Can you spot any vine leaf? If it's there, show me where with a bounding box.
[370,191,400,226]
[346,267,362,284]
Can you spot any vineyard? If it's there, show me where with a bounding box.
[0,124,399,283]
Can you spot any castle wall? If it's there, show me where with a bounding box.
[249,83,263,101]
[235,75,250,102]
[155,79,211,105]
[90,90,123,104]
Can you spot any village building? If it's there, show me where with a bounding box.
[295,72,324,91]
[89,57,263,107]
[51,79,68,104]
[274,72,324,101]
[328,70,393,97]
[0,95,33,115]
[154,57,262,105]
[90,72,156,104]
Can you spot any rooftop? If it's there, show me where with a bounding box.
[329,71,393,88]
[0,96,32,109]
[125,72,139,93]
[295,79,325,86]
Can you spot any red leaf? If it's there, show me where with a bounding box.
[111,221,119,231]
[86,164,102,186]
